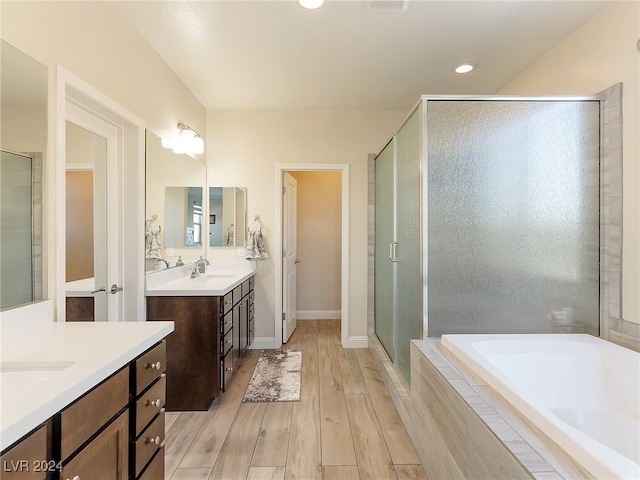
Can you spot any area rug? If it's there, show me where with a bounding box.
[242,349,302,402]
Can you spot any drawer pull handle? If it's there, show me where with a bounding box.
[224,320,232,325]
[224,300,232,305]
[146,361,162,370]
[147,398,162,408]
[225,339,232,344]
[65,476,80,480]
[225,367,233,372]
[147,435,162,445]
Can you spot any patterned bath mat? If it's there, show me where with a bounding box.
[242,349,302,402]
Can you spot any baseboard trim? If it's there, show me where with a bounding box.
[346,336,368,348]
[248,337,276,349]
[297,310,341,320]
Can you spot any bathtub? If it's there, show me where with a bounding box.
[441,334,639,480]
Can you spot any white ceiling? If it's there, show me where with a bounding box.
[117,0,611,110]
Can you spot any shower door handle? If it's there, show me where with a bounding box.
[389,241,400,262]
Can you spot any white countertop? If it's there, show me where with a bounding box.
[0,321,174,451]
[145,260,256,296]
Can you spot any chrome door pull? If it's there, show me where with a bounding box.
[389,241,400,262]
[110,284,123,294]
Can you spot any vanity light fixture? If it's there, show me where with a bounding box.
[299,0,324,9]
[454,63,474,74]
[163,123,204,155]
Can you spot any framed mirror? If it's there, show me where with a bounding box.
[0,40,47,311]
[209,187,247,247]
[145,130,206,272]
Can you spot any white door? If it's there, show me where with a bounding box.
[282,172,298,342]
[66,102,121,321]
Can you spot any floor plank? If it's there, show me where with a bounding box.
[209,402,266,480]
[345,394,397,480]
[247,466,286,480]
[251,402,293,467]
[164,412,208,478]
[285,395,322,480]
[322,465,361,480]
[170,467,211,480]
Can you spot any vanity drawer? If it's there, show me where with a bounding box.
[222,328,233,356]
[61,366,129,459]
[232,285,243,305]
[135,341,166,395]
[135,375,166,435]
[241,279,250,297]
[139,445,164,480]
[221,351,234,391]
[249,275,254,290]
[222,291,233,314]
[135,410,164,477]
[222,310,233,335]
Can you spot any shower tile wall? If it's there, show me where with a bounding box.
[600,83,639,351]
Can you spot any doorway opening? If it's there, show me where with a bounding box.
[56,67,145,322]
[275,164,349,348]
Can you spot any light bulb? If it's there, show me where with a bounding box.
[299,0,324,9]
[192,136,204,155]
[454,64,474,74]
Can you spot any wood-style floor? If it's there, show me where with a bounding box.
[164,319,427,480]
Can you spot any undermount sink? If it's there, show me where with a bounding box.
[0,360,76,373]
[199,272,236,279]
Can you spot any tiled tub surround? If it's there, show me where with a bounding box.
[410,339,617,480]
[442,334,639,480]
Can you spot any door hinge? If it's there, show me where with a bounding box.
[282,312,286,321]
[282,249,286,257]
[282,186,286,194]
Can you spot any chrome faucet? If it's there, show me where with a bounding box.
[155,258,169,269]
[191,257,210,278]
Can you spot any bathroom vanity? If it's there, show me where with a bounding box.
[0,321,173,480]
[145,261,256,411]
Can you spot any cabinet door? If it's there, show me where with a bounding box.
[0,422,50,480]
[147,296,220,410]
[61,411,128,480]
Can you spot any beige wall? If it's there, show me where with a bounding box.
[498,1,640,326]
[206,109,407,341]
[1,2,206,142]
[1,2,206,314]
[291,171,342,315]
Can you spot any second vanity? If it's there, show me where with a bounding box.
[145,260,256,411]
[0,321,174,480]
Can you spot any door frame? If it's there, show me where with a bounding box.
[55,66,145,322]
[274,163,350,348]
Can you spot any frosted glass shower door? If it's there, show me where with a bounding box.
[374,108,422,384]
[394,110,422,382]
[426,100,600,337]
[375,139,395,359]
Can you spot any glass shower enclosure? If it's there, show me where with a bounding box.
[375,97,601,385]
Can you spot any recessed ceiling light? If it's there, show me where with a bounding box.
[299,0,324,9]
[454,64,474,74]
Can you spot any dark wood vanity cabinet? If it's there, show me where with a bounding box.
[147,274,255,409]
[0,341,167,480]
[147,296,221,411]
